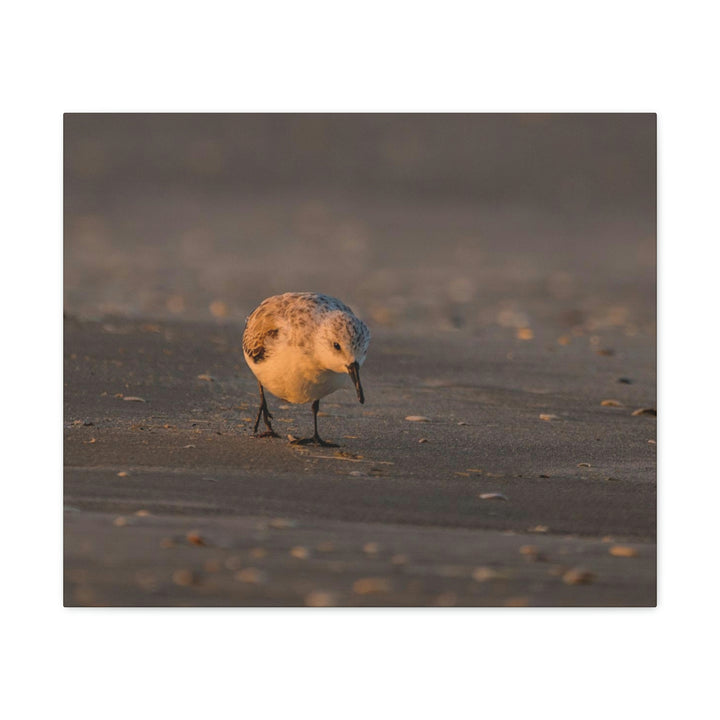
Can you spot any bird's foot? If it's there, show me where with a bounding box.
[290,435,338,448]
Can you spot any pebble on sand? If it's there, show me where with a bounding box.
[186,531,207,546]
[609,545,638,558]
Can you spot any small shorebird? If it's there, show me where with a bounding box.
[242,292,371,446]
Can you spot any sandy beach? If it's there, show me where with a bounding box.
[64,313,655,606]
[64,114,656,606]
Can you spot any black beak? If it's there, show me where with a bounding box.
[347,361,365,404]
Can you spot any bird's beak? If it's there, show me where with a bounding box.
[347,361,365,404]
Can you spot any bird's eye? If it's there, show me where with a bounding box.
[333,342,341,351]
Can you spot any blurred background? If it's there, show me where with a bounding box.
[64,114,655,336]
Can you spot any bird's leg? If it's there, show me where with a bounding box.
[252,382,279,438]
[291,399,338,447]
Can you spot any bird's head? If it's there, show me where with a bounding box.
[315,311,370,403]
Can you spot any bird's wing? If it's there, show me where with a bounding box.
[242,310,280,364]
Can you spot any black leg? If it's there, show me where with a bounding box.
[252,382,279,438]
[291,399,338,447]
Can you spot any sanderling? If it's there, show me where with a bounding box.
[242,292,371,446]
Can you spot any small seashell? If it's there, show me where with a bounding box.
[632,407,657,416]
[405,415,430,422]
[123,396,146,402]
[479,492,509,501]
[472,567,500,582]
[539,413,560,421]
[562,568,596,585]
[519,544,539,555]
[269,518,297,529]
[600,399,623,407]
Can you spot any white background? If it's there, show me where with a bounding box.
[3,1,717,718]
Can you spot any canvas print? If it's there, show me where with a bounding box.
[64,113,656,606]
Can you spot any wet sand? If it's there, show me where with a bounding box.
[63,114,656,606]
[64,315,656,606]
